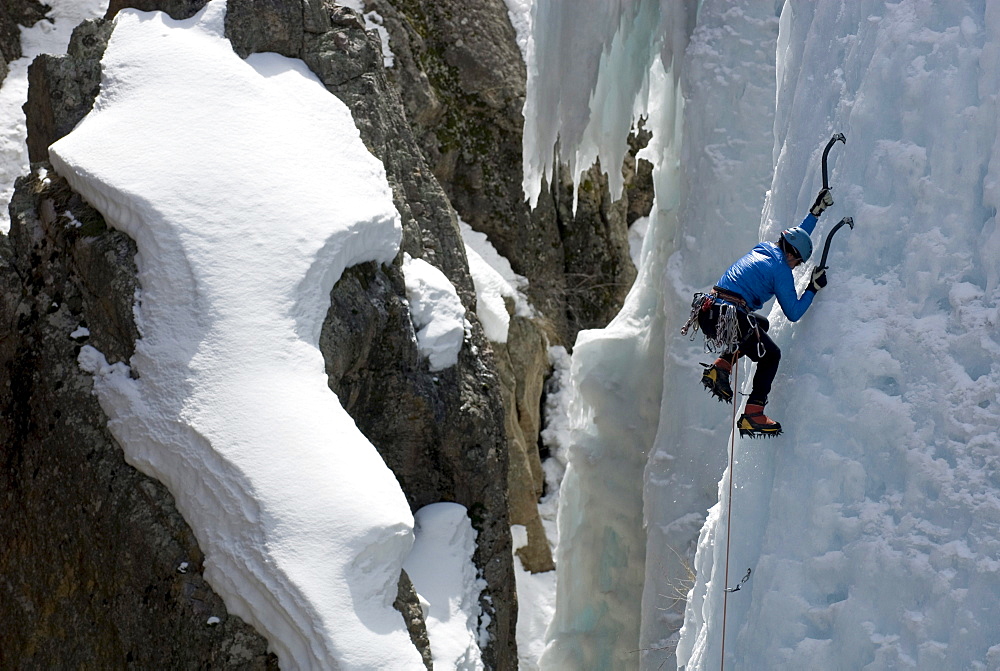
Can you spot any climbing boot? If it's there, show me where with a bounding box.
[738,402,782,438]
[701,359,733,403]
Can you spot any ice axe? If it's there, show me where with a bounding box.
[821,132,846,190]
[816,134,850,271]
[818,216,854,270]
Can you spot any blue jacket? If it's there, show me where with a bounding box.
[715,214,818,322]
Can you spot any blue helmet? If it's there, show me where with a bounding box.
[781,226,813,262]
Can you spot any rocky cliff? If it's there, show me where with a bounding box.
[366,0,652,573]
[366,0,649,347]
[3,0,514,666]
[1,0,47,86]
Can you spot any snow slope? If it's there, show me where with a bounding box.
[404,503,487,670]
[525,0,1000,669]
[49,3,424,668]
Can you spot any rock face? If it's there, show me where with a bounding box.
[0,169,277,669]
[1,0,658,665]
[24,20,111,165]
[363,0,653,572]
[368,0,570,327]
[494,315,553,573]
[2,0,516,668]
[0,0,49,85]
[365,0,651,347]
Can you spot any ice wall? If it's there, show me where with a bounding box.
[521,0,694,207]
[677,1,1000,668]
[640,3,781,667]
[524,1,689,667]
[50,3,423,668]
[528,0,1000,669]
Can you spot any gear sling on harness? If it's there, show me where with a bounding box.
[681,287,768,358]
[682,287,780,403]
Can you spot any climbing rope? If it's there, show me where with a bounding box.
[720,357,738,671]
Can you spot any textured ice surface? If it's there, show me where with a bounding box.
[526,0,1000,669]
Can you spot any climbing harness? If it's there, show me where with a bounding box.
[682,289,768,363]
[680,289,742,354]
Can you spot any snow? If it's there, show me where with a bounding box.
[463,244,513,344]
[525,0,1000,669]
[402,253,467,371]
[460,220,531,344]
[338,0,394,68]
[510,525,556,671]
[510,345,572,670]
[0,0,108,233]
[5,0,999,668]
[362,11,394,68]
[50,2,423,668]
[403,503,487,670]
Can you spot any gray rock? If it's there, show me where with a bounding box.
[0,168,277,670]
[7,1,520,668]
[24,19,112,164]
[552,159,639,336]
[367,0,574,341]
[0,0,50,86]
[394,570,433,670]
[366,0,653,347]
[105,0,207,20]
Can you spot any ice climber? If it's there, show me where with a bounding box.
[686,188,833,437]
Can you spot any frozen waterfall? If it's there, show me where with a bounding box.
[525,0,1000,669]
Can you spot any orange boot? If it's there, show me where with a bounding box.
[738,401,782,438]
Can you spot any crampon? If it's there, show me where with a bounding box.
[701,363,733,403]
[737,404,782,438]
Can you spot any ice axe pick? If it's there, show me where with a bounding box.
[818,217,854,271]
[821,133,846,190]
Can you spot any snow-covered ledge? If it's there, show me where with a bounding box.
[50,2,423,668]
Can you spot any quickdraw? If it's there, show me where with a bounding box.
[680,292,745,355]
[712,305,740,354]
[746,315,766,359]
[679,294,705,338]
[725,567,752,593]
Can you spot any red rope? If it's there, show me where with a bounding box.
[720,357,739,671]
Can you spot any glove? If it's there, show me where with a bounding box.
[810,188,834,216]
[807,267,828,293]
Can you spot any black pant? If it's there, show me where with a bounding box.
[713,310,781,405]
